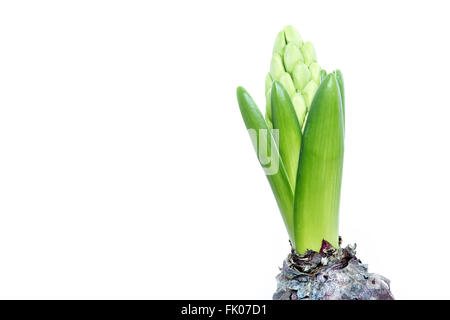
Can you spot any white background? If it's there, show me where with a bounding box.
[0,0,449,299]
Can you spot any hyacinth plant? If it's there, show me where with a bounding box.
[236,26,345,254]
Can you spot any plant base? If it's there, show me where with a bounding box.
[273,240,394,300]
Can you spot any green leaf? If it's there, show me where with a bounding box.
[320,69,327,82]
[236,86,295,242]
[335,69,345,131]
[271,81,302,188]
[293,72,345,253]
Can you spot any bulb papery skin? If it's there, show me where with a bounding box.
[273,242,395,300]
[265,26,321,128]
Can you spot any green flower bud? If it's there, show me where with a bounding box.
[283,43,303,73]
[291,93,307,125]
[303,80,319,108]
[292,63,311,91]
[270,54,284,80]
[265,26,322,128]
[310,62,321,84]
[273,31,286,55]
[301,41,317,66]
[284,25,303,46]
[279,72,296,98]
